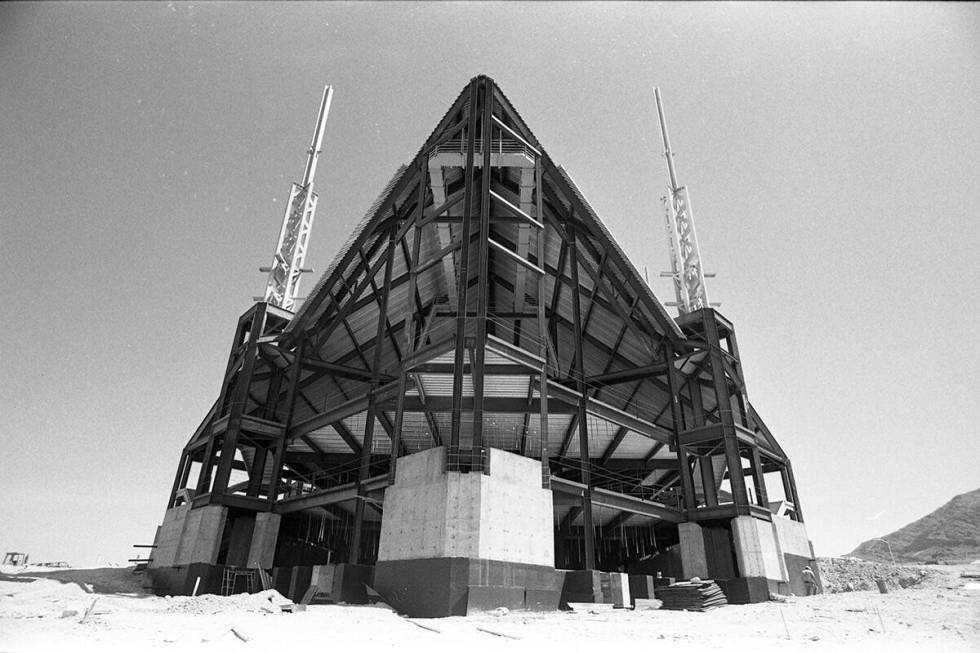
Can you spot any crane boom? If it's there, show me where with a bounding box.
[655,88,709,316]
[262,85,334,311]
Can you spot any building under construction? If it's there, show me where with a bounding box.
[148,75,819,615]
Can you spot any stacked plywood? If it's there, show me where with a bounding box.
[657,580,727,611]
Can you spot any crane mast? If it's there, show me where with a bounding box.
[262,85,334,311]
[655,88,709,316]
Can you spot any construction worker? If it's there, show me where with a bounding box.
[802,566,818,596]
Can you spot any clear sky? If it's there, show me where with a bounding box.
[1,1,978,566]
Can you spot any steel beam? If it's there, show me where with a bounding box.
[449,79,480,456]
[568,224,596,570]
[470,81,494,464]
[351,226,398,563]
[535,157,551,488]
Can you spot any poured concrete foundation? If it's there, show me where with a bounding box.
[375,446,556,616]
[378,447,553,565]
[672,514,819,601]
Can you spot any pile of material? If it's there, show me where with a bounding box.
[166,589,294,615]
[657,579,727,611]
[818,557,943,593]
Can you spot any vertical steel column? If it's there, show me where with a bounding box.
[167,450,189,508]
[217,317,251,415]
[246,447,268,497]
[749,448,769,508]
[665,343,696,513]
[388,161,427,484]
[701,311,750,509]
[351,227,398,563]
[689,375,706,428]
[568,223,595,570]
[449,79,480,461]
[726,330,752,430]
[194,437,217,496]
[535,158,551,488]
[268,338,306,507]
[196,314,251,495]
[699,453,719,506]
[471,79,494,469]
[783,461,804,521]
[213,303,268,496]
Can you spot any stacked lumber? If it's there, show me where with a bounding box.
[657,580,727,611]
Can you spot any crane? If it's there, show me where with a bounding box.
[261,85,334,311]
[655,88,710,316]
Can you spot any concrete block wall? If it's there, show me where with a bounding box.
[378,447,553,567]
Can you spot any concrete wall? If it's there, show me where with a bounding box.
[678,522,709,579]
[225,516,255,567]
[247,513,281,569]
[378,447,451,560]
[772,515,820,595]
[176,505,227,566]
[731,515,820,597]
[478,449,553,565]
[150,504,228,568]
[149,503,191,568]
[150,504,227,568]
[152,504,280,572]
[378,447,553,567]
[731,516,785,582]
[772,515,812,557]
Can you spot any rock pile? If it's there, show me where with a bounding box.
[818,557,942,593]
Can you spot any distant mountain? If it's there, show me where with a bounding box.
[849,487,980,564]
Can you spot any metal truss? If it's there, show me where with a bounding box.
[263,85,334,311]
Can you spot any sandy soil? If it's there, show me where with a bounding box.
[1,564,977,653]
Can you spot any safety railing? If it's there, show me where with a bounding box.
[431,138,535,159]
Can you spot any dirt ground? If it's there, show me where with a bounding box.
[1,563,977,652]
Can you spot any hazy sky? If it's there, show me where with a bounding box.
[1,2,978,565]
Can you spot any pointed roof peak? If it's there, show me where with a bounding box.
[287,77,685,344]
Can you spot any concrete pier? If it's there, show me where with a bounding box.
[375,447,559,616]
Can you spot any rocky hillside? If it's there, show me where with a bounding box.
[849,487,980,563]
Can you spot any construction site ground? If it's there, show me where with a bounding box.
[1,560,977,652]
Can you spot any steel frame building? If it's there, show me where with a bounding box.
[149,76,817,611]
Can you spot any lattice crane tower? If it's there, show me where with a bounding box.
[655,88,709,315]
[261,85,334,311]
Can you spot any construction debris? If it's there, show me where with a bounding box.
[657,580,728,611]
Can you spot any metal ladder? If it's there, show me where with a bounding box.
[220,568,256,596]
